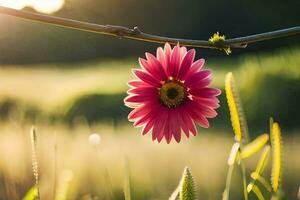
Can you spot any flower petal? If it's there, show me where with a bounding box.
[156,108,169,142]
[134,109,158,127]
[127,87,158,95]
[133,69,161,87]
[181,108,198,136]
[184,59,205,79]
[193,97,220,109]
[142,118,154,135]
[164,113,172,143]
[191,59,205,72]
[169,109,181,143]
[177,107,190,137]
[161,43,172,76]
[190,88,221,98]
[128,106,148,121]
[178,49,195,80]
[144,53,167,80]
[124,95,156,106]
[128,101,160,120]
[128,80,151,88]
[184,70,212,87]
[170,45,181,77]
[180,46,187,59]
[190,101,218,118]
[189,78,211,91]
[185,101,210,128]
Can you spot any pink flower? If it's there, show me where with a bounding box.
[124,43,221,143]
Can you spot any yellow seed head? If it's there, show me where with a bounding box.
[240,134,269,159]
[271,122,282,192]
[225,72,248,142]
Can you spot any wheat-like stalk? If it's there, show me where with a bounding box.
[271,122,282,192]
[30,126,40,200]
[240,134,269,159]
[179,167,196,200]
[225,72,249,142]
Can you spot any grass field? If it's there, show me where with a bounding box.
[0,122,299,199]
[0,47,300,199]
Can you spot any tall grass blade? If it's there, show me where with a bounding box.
[179,167,196,200]
[251,173,272,192]
[252,185,265,200]
[270,122,282,192]
[247,145,270,192]
[254,145,271,176]
[222,164,235,200]
[55,170,73,200]
[240,161,249,200]
[225,72,249,142]
[223,143,240,200]
[240,134,269,159]
[53,132,58,200]
[123,158,132,200]
[30,126,40,200]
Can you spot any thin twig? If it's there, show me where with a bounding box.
[0,6,299,50]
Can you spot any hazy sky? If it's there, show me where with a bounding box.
[0,0,65,14]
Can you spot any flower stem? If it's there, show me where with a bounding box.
[0,6,299,50]
[240,160,248,200]
[223,163,235,200]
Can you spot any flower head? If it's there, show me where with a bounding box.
[88,133,101,146]
[124,43,221,143]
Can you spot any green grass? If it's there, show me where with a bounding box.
[0,122,299,200]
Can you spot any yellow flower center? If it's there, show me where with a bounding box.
[159,78,188,108]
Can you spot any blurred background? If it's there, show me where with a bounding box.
[0,0,299,199]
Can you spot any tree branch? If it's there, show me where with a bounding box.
[0,6,299,50]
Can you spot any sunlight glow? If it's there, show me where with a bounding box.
[0,0,26,10]
[0,0,65,14]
